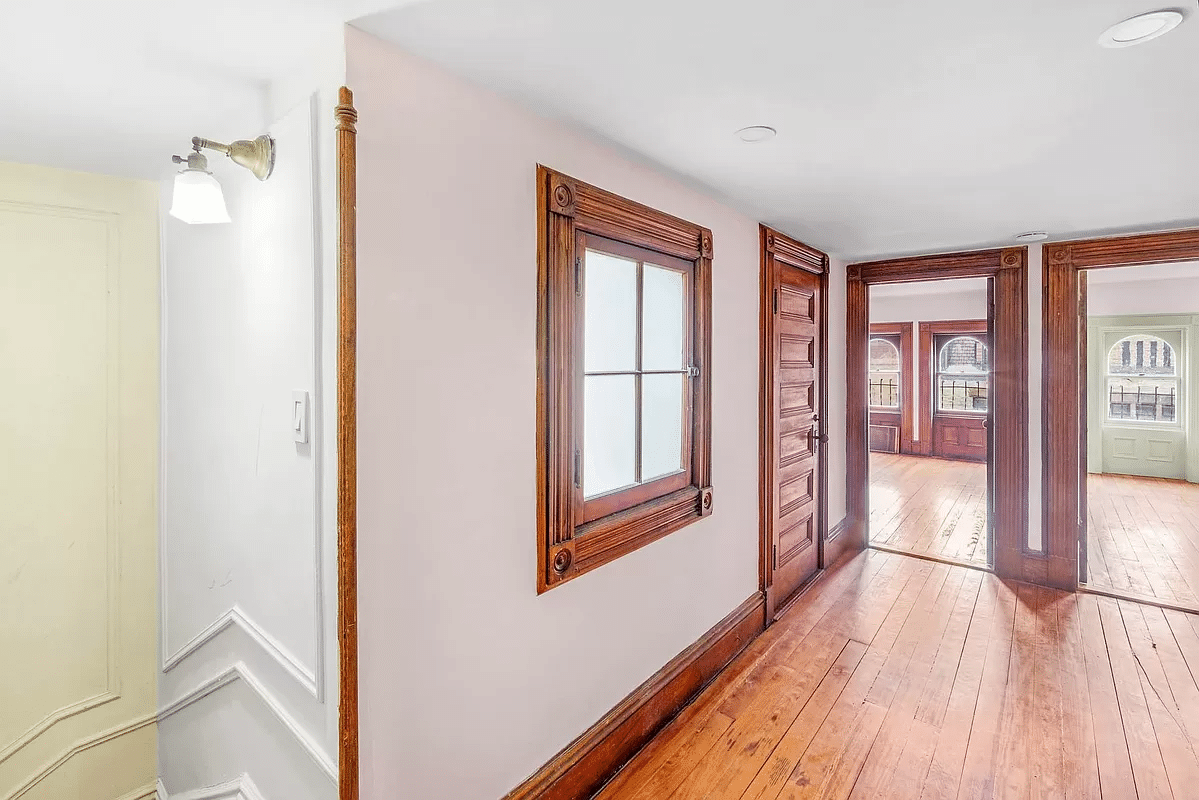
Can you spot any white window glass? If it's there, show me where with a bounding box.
[642,265,685,371]
[642,374,685,480]
[584,250,637,372]
[584,375,636,497]
[1106,335,1179,423]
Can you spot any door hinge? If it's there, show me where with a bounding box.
[573,450,581,487]
[773,288,779,315]
[773,543,778,565]
[574,256,582,296]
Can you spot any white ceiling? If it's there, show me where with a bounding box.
[0,0,402,181]
[355,0,1199,259]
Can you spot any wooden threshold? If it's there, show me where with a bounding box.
[869,542,993,574]
[1079,583,1199,617]
[502,591,766,800]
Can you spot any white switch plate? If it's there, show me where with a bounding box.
[292,391,309,444]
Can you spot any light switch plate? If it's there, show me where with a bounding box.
[292,391,309,444]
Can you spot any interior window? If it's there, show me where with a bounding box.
[536,166,713,592]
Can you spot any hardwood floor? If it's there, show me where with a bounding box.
[1087,473,1199,610]
[869,453,988,566]
[599,549,1199,800]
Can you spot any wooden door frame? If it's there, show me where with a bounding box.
[759,226,830,623]
[847,248,1031,583]
[868,322,914,453]
[335,86,359,800]
[918,319,988,460]
[1043,229,1199,588]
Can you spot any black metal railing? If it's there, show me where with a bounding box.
[939,379,988,412]
[1109,386,1176,422]
[869,378,898,408]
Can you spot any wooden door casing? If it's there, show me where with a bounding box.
[759,227,830,622]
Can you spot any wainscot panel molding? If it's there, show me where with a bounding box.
[502,592,766,800]
[158,773,266,800]
[158,663,337,783]
[161,606,319,698]
[6,713,157,800]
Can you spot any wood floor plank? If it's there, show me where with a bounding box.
[594,710,734,800]
[919,575,998,800]
[953,578,1018,800]
[868,453,988,567]
[1077,593,1138,800]
[1099,595,1173,800]
[1087,473,1199,611]
[1054,593,1101,800]
[601,553,1199,800]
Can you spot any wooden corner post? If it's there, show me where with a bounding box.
[335,85,359,800]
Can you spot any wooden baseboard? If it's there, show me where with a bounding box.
[502,591,766,800]
[823,516,861,569]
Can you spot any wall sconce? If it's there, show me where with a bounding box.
[169,135,276,225]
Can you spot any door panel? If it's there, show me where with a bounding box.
[770,265,823,607]
[0,163,159,799]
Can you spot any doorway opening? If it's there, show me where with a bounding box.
[1080,262,1199,609]
[866,278,994,569]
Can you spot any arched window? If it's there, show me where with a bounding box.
[1107,334,1178,423]
[869,337,900,408]
[937,335,988,412]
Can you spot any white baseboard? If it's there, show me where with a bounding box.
[158,774,264,800]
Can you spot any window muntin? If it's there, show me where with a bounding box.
[868,337,900,409]
[580,236,693,520]
[936,335,989,413]
[1106,334,1178,423]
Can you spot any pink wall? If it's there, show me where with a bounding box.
[346,27,812,800]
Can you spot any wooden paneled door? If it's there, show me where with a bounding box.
[761,228,828,620]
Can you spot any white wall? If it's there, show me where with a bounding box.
[345,27,820,800]
[1088,272,1199,317]
[828,258,848,526]
[869,278,988,324]
[158,59,343,799]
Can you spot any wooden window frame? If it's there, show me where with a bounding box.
[847,248,1029,581]
[919,320,989,443]
[1043,228,1199,590]
[869,322,914,453]
[867,334,902,411]
[536,166,713,593]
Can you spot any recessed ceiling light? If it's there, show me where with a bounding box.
[1015,232,1049,242]
[736,126,777,143]
[1098,10,1185,48]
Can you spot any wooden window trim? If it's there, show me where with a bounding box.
[1042,228,1199,590]
[847,249,1029,583]
[869,322,914,453]
[536,165,713,593]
